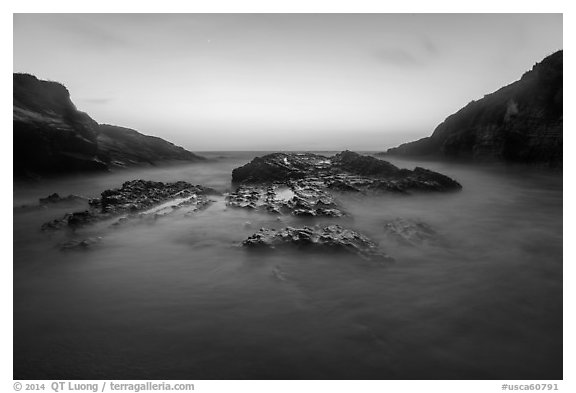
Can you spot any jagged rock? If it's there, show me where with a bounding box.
[232,151,461,193]
[289,179,345,217]
[229,151,460,218]
[383,218,441,246]
[385,51,563,167]
[226,182,346,217]
[95,180,217,215]
[231,153,331,183]
[41,180,217,230]
[242,225,393,263]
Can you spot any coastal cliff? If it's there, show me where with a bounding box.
[386,50,563,167]
[13,73,204,177]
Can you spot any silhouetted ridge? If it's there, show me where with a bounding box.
[386,50,563,167]
[13,73,204,177]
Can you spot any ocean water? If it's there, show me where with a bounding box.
[13,152,563,379]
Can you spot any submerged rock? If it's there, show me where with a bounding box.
[15,193,88,212]
[42,180,217,230]
[39,193,87,205]
[41,210,100,231]
[242,225,393,263]
[383,218,441,246]
[59,237,102,251]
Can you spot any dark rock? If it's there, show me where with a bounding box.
[386,51,563,168]
[383,218,441,246]
[229,151,460,219]
[231,153,330,183]
[368,167,463,193]
[332,150,400,177]
[42,180,216,230]
[13,73,205,177]
[39,193,87,205]
[14,73,106,176]
[242,225,393,263]
[97,124,205,168]
[232,150,461,193]
[326,179,362,192]
[97,180,216,215]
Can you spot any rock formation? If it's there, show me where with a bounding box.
[13,73,204,177]
[41,179,217,230]
[385,50,563,167]
[232,150,462,193]
[226,183,346,217]
[242,225,393,263]
[14,73,105,175]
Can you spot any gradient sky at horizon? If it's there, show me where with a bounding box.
[13,14,562,151]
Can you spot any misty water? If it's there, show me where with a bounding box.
[13,152,562,379]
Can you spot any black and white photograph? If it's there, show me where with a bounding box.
[10,8,567,387]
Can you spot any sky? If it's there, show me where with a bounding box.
[13,13,562,151]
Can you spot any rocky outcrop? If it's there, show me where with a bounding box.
[41,179,217,231]
[231,152,330,183]
[242,225,393,263]
[226,182,346,217]
[13,73,204,177]
[332,150,400,177]
[229,151,460,220]
[385,50,563,167]
[232,150,461,193]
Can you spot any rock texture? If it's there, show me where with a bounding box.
[242,225,393,262]
[232,150,462,193]
[226,183,346,217]
[385,50,562,167]
[14,73,204,177]
[41,180,217,231]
